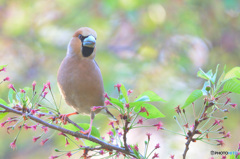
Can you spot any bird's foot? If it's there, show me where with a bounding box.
[59,112,78,125]
[80,128,92,137]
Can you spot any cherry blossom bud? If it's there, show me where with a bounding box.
[10,139,16,150]
[3,77,10,81]
[146,133,152,140]
[114,83,121,93]
[104,93,110,100]
[40,138,49,146]
[66,152,72,158]
[8,84,16,91]
[33,136,41,143]
[42,91,48,98]
[127,89,133,95]
[46,81,51,90]
[20,89,26,93]
[32,81,36,92]
[137,118,143,124]
[155,143,160,149]
[42,84,48,92]
[0,67,6,72]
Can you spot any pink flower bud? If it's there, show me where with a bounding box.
[125,103,130,109]
[153,121,164,130]
[42,91,48,98]
[0,67,6,72]
[42,84,48,92]
[134,145,138,151]
[46,81,51,90]
[104,93,110,100]
[20,89,26,93]
[8,84,16,91]
[3,77,10,81]
[137,118,143,125]
[105,100,112,106]
[127,89,133,95]
[32,81,36,92]
[66,152,72,158]
[49,156,58,159]
[230,103,237,108]
[107,131,113,136]
[31,125,37,131]
[108,121,114,128]
[40,138,49,145]
[32,136,41,142]
[146,133,152,140]
[155,143,160,149]
[41,126,49,133]
[153,153,159,159]
[99,150,104,155]
[65,138,70,146]
[140,106,149,116]
[10,139,16,150]
[114,83,121,93]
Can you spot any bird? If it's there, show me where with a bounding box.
[57,27,108,136]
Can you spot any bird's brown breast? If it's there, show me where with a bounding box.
[57,56,105,114]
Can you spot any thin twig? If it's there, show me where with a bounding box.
[123,118,130,152]
[0,104,137,158]
[66,118,84,131]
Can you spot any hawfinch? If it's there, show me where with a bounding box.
[57,27,105,136]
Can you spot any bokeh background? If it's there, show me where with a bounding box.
[0,0,240,158]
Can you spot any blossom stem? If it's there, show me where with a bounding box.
[49,89,59,113]
[199,140,218,146]
[174,116,186,135]
[162,128,185,136]
[147,148,156,158]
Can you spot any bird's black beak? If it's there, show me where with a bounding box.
[82,35,96,48]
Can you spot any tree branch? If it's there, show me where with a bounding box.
[0,104,136,158]
[182,102,214,159]
[123,119,130,152]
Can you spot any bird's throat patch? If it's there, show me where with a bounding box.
[82,47,94,57]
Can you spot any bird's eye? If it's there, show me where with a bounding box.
[78,34,83,40]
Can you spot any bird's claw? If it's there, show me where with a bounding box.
[59,114,68,125]
[80,128,92,137]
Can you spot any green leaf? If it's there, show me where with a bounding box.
[0,98,8,111]
[217,65,226,86]
[120,84,129,103]
[224,67,240,80]
[229,153,240,159]
[135,91,166,102]
[8,89,15,103]
[223,78,240,94]
[109,97,124,109]
[134,103,165,119]
[0,98,8,106]
[211,64,219,84]
[197,68,212,81]
[0,65,7,70]
[130,145,140,158]
[0,112,8,121]
[135,96,150,102]
[181,90,203,109]
[23,87,31,93]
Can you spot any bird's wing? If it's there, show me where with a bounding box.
[94,59,99,68]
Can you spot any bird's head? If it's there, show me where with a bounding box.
[67,27,97,59]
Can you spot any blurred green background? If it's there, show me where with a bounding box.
[0,0,240,158]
